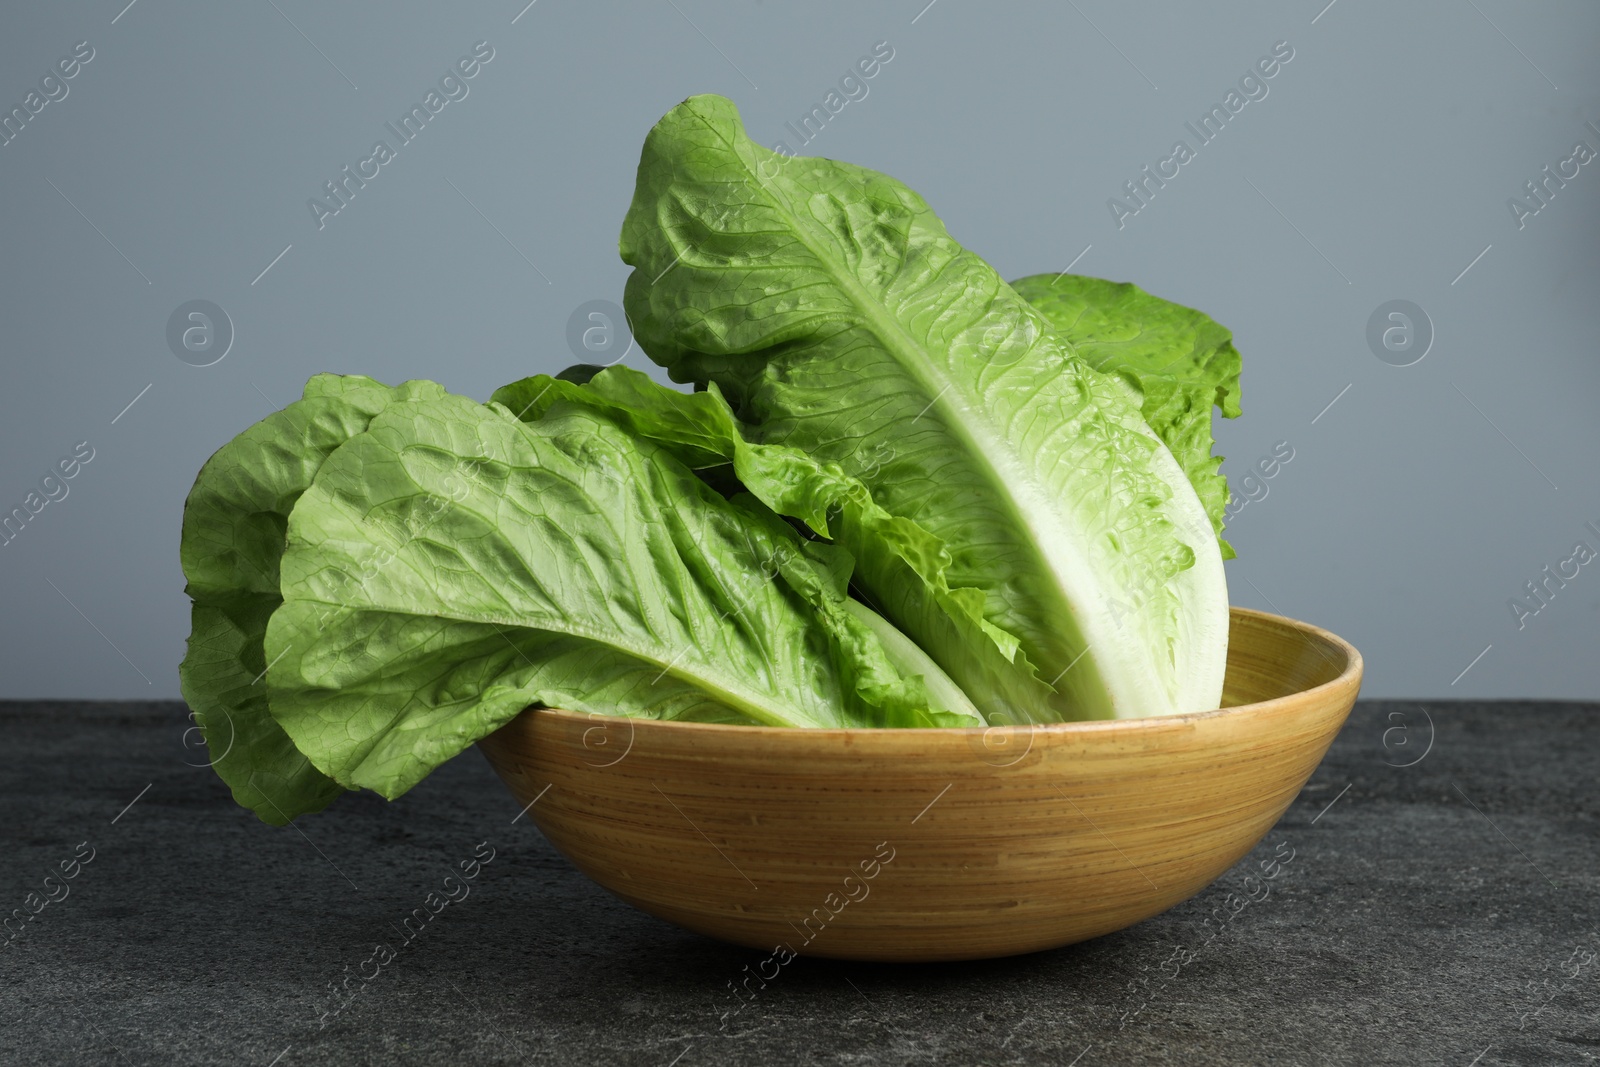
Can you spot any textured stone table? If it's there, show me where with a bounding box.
[1,700,1595,1066]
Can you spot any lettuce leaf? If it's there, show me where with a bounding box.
[1009,273,1240,557]
[617,94,1228,720]
[178,375,446,823]
[491,366,1053,723]
[262,389,976,802]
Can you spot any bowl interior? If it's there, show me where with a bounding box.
[1221,606,1355,709]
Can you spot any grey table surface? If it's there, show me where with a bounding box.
[1,700,1595,1067]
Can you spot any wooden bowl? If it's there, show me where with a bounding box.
[477,606,1361,962]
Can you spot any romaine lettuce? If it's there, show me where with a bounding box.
[1008,273,1241,557]
[180,94,1246,823]
[179,375,447,822]
[490,366,1050,722]
[618,94,1228,721]
[183,377,979,821]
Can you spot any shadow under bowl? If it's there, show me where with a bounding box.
[477,606,1362,962]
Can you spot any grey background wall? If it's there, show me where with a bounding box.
[0,1,1595,702]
